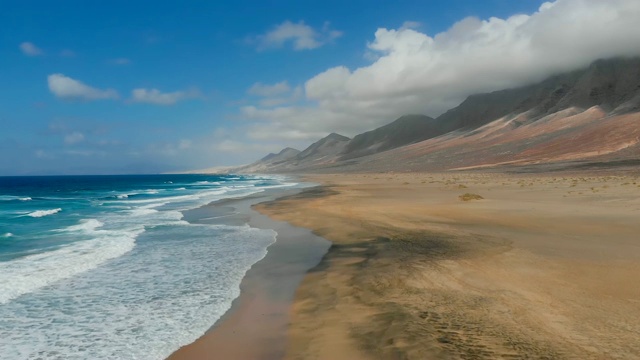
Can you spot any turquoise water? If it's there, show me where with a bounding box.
[0,174,296,359]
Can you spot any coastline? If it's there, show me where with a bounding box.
[168,186,330,359]
[170,171,640,359]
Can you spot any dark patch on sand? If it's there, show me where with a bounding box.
[298,222,561,359]
[258,186,339,208]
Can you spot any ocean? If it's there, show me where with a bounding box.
[0,174,297,359]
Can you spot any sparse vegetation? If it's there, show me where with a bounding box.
[459,193,484,201]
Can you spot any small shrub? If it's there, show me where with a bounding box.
[459,193,484,201]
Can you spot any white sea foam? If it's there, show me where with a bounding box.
[107,189,228,206]
[26,208,62,218]
[0,195,32,201]
[0,175,301,359]
[129,208,159,216]
[63,218,104,232]
[116,194,129,199]
[1,233,13,238]
[0,219,141,304]
[0,224,277,360]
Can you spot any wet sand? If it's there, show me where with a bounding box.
[254,172,640,359]
[168,190,330,360]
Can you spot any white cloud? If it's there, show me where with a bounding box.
[254,20,343,51]
[64,132,85,145]
[47,74,119,100]
[130,88,199,105]
[20,42,43,56]
[400,21,421,30]
[238,0,640,142]
[248,81,291,97]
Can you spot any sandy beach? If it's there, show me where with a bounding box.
[255,172,640,359]
[170,171,640,359]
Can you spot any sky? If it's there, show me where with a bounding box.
[2,0,640,175]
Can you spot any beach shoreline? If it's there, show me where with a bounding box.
[171,171,640,359]
[167,186,330,359]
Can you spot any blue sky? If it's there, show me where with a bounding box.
[2,0,639,175]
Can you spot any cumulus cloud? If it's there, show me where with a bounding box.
[64,132,85,145]
[254,20,343,51]
[20,42,43,56]
[238,0,640,142]
[400,21,421,30]
[48,74,119,100]
[130,88,199,105]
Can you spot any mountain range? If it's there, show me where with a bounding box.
[233,57,640,174]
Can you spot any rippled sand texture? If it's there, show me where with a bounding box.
[256,172,640,359]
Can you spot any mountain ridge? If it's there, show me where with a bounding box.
[231,57,640,174]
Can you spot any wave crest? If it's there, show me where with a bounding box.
[26,208,62,218]
[0,196,32,202]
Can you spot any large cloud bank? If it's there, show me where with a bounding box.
[241,0,640,141]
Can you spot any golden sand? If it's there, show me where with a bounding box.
[254,172,640,359]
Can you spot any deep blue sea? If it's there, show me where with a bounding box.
[0,174,296,359]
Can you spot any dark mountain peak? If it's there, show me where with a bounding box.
[589,56,636,70]
[324,133,350,142]
[259,153,277,162]
[384,114,436,130]
[392,114,436,123]
[295,133,350,162]
[340,114,437,160]
[259,147,299,163]
[437,57,640,130]
[279,147,300,154]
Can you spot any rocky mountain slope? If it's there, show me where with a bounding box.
[340,115,436,160]
[294,133,350,165]
[234,57,640,174]
[233,147,300,173]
